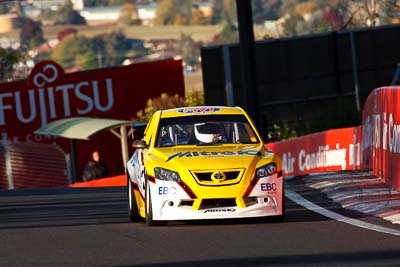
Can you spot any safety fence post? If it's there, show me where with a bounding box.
[0,139,14,190]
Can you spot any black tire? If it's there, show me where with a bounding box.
[128,174,140,222]
[145,178,167,226]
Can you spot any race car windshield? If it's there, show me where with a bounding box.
[156,115,260,147]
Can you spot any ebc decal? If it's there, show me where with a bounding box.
[261,183,277,192]
[166,150,261,162]
[158,186,177,195]
[177,106,221,114]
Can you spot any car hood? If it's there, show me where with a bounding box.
[149,144,267,170]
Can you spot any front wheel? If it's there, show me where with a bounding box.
[145,178,167,226]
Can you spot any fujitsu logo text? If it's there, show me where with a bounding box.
[0,63,115,127]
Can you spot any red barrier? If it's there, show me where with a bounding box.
[0,142,68,189]
[267,127,362,177]
[362,86,400,190]
[69,175,126,188]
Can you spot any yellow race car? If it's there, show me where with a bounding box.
[127,106,284,226]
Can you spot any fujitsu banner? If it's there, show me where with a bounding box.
[0,59,184,143]
[0,59,184,178]
[266,127,362,177]
[362,86,400,190]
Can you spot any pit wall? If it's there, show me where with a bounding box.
[362,86,400,190]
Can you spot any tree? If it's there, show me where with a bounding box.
[174,14,189,25]
[342,0,400,28]
[136,91,204,122]
[137,93,186,121]
[57,27,78,41]
[155,0,175,25]
[210,0,223,24]
[52,34,92,70]
[67,9,86,25]
[210,0,237,24]
[184,89,204,107]
[212,20,238,44]
[307,0,400,31]
[310,15,337,34]
[84,0,126,6]
[191,8,210,25]
[35,50,52,63]
[102,30,130,67]
[54,0,86,25]
[0,2,10,14]
[252,0,282,22]
[280,0,305,16]
[380,1,400,24]
[0,48,24,82]
[155,0,192,25]
[282,14,304,36]
[178,33,202,69]
[52,30,131,70]
[118,3,141,25]
[294,1,318,17]
[78,49,98,70]
[320,11,344,30]
[19,18,45,49]
[278,0,350,36]
[9,0,23,16]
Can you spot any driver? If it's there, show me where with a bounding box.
[194,123,222,143]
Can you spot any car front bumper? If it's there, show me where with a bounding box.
[148,176,284,221]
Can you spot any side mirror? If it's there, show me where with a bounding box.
[132,140,147,149]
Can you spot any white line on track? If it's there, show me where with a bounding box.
[286,189,400,237]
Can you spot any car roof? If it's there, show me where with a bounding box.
[159,106,245,118]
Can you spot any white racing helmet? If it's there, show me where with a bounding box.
[194,123,221,143]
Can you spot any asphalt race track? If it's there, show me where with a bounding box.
[1,177,400,267]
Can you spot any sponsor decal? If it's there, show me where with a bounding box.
[267,126,362,176]
[363,112,400,154]
[177,106,221,114]
[260,182,277,192]
[387,113,400,153]
[158,186,176,195]
[166,150,261,162]
[281,144,347,174]
[0,61,114,128]
[204,208,236,213]
[298,145,347,172]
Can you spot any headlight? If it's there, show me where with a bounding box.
[154,167,181,182]
[256,163,277,178]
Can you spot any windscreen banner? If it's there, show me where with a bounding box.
[0,59,185,180]
[362,86,400,190]
[266,126,362,177]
